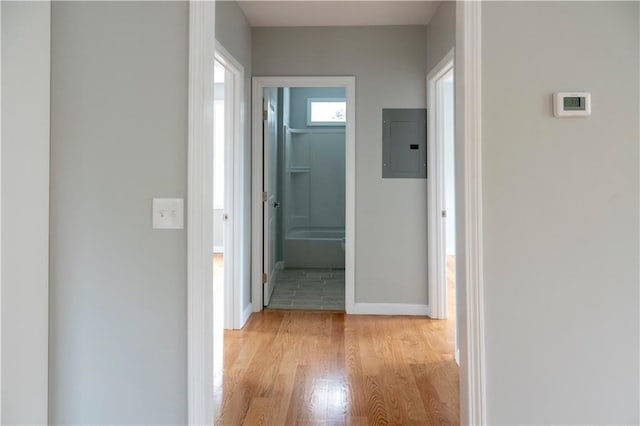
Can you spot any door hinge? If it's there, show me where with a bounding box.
[262,273,267,284]
[441,210,447,218]
[262,192,268,202]
[263,109,268,120]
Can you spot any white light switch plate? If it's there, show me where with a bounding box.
[153,198,184,229]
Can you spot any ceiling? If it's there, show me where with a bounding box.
[236,1,442,27]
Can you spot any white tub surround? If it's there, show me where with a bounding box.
[284,228,345,268]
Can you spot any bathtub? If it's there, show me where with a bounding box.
[283,228,345,269]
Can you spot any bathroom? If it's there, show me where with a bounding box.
[267,86,346,310]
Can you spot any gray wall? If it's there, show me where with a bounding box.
[482,2,639,424]
[215,0,252,309]
[426,1,455,75]
[253,26,429,304]
[1,2,51,424]
[49,2,188,424]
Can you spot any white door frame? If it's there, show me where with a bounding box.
[214,41,246,330]
[427,49,454,320]
[188,2,485,425]
[262,88,278,307]
[457,1,486,424]
[0,2,4,420]
[187,1,215,425]
[250,76,356,313]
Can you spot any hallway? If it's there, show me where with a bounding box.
[214,260,458,425]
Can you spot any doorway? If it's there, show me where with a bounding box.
[262,87,347,310]
[212,42,246,338]
[251,77,356,313]
[427,50,456,336]
[188,5,486,423]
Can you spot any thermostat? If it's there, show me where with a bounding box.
[553,92,591,117]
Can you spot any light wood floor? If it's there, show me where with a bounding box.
[214,256,458,425]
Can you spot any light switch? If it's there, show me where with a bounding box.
[153,198,184,229]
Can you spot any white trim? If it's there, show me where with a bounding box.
[213,246,225,254]
[0,2,3,424]
[262,91,276,307]
[222,59,234,329]
[0,1,4,418]
[187,2,215,425]
[214,40,247,331]
[242,304,253,326]
[251,76,356,313]
[350,303,430,316]
[427,49,455,320]
[455,348,460,366]
[459,1,487,425]
[214,41,243,82]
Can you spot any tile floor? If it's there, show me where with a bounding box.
[267,268,345,311]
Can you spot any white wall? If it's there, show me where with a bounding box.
[213,80,225,252]
[213,209,225,250]
[443,79,455,256]
[49,2,188,424]
[482,2,639,423]
[253,26,429,304]
[1,2,51,424]
[215,0,252,309]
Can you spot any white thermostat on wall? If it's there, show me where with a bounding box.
[553,92,591,117]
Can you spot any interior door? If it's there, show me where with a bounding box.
[263,88,278,306]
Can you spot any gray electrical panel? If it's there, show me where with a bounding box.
[382,109,427,178]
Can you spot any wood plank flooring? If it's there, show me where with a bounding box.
[215,256,458,425]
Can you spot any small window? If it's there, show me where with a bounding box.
[307,98,346,126]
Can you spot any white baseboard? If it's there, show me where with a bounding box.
[213,246,224,254]
[275,261,285,271]
[350,303,431,316]
[240,304,252,329]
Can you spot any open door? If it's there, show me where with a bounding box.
[263,88,278,306]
